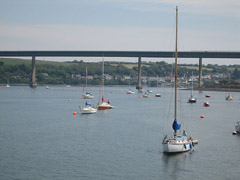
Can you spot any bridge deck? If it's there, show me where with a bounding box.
[0,51,240,58]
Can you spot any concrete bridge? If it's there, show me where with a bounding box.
[1,50,240,88]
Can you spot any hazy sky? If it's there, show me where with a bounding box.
[0,0,240,64]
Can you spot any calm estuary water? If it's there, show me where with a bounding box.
[0,86,239,180]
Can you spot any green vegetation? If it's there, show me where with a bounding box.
[1,58,240,89]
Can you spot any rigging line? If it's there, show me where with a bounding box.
[165,60,175,136]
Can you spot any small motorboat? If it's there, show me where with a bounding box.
[203,102,210,107]
[205,95,211,98]
[155,93,161,97]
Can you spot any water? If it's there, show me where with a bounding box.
[0,86,239,180]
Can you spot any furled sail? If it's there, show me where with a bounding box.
[85,101,91,106]
[102,96,106,102]
[172,119,181,132]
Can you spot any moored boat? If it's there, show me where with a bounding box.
[82,92,94,99]
[203,102,210,107]
[235,121,240,133]
[80,101,97,114]
[143,92,150,98]
[127,89,135,94]
[98,57,114,110]
[226,94,233,101]
[188,72,197,103]
[147,89,153,93]
[162,7,194,154]
[82,67,94,99]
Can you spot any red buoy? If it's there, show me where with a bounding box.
[73,112,77,115]
[139,96,141,98]
[200,115,205,118]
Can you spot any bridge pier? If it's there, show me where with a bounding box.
[30,56,37,88]
[198,57,203,88]
[136,57,142,89]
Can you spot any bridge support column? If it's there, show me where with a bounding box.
[198,57,203,88]
[30,56,37,88]
[136,57,142,89]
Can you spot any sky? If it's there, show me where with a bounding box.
[0,0,240,65]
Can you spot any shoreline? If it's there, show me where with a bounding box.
[2,83,240,92]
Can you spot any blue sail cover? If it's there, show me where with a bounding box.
[172,119,181,132]
[85,102,91,106]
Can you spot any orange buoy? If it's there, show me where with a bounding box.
[200,115,205,118]
[73,112,77,115]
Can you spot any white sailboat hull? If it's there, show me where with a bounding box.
[82,94,94,99]
[81,106,97,114]
[127,90,135,94]
[162,136,194,153]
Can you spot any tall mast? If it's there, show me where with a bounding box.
[191,71,193,97]
[102,56,104,97]
[85,67,88,92]
[98,56,104,104]
[174,6,178,121]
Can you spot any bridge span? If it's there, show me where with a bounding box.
[1,50,240,88]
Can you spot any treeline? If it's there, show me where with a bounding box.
[1,58,240,87]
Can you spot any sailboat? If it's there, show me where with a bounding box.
[127,88,135,94]
[126,75,135,94]
[162,6,194,153]
[80,101,97,114]
[155,76,162,97]
[226,93,233,101]
[4,84,10,88]
[97,57,114,110]
[225,73,233,101]
[4,79,10,88]
[82,67,94,99]
[188,72,197,103]
[143,92,150,98]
